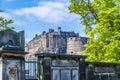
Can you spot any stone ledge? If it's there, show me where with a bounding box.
[0,50,28,57]
[35,53,87,60]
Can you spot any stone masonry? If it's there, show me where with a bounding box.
[67,37,88,54]
[26,27,87,59]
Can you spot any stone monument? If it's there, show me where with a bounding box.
[0,30,28,80]
[35,53,87,80]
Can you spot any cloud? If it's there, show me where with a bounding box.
[13,1,79,24]
[0,12,13,19]
[14,21,23,26]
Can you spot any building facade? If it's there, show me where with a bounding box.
[25,27,87,59]
[67,37,88,54]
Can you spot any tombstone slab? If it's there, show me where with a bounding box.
[0,30,28,80]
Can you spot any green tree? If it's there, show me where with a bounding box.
[0,9,14,30]
[69,0,120,62]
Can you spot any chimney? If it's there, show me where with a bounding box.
[35,34,38,37]
[42,31,46,34]
[49,29,54,33]
[58,27,61,32]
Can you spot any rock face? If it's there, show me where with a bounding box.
[26,27,87,59]
[0,30,25,51]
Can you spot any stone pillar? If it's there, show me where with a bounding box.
[0,50,27,80]
[42,58,51,80]
[115,65,120,80]
[86,64,95,80]
[18,31,25,50]
[0,57,3,80]
[79,58,86,80]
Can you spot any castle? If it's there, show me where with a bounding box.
[25,27,88,59]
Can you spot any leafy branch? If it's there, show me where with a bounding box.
[0,9,14,31]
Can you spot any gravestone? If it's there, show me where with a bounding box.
[0,30,28,80]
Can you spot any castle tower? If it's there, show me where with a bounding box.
[26,27,86,59]
[67,37,88,54]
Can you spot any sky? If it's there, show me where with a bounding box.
[0,0,85,43]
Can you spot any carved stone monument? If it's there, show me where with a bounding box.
[0,30,28,80]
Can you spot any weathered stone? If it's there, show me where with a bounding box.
[116,66,120,79]
[0,30,25,51]
[0,29,27,80]
[67,37,88,54]
[86,64,95,80]
[95,67,115,73]
[0,57,2,80]
[36,53,87,80]
[26,27,87,59]
[79,58,86,80]
[0,50,27,80]
[86,62,120,80]
[42,58,51,80]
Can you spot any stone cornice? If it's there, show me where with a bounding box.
[0,50,28,57]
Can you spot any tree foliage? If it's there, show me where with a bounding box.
[0,9,14,31]
[69,0,120,62]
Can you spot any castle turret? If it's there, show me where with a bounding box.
[49,29,54,33]
[67,37,87,54]
[57,27,61,33]
[26,27,88,59]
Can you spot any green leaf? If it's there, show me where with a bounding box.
[0,9,14,31]
[68,0,120,63]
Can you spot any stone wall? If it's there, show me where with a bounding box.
[35,54,120,80]
[25,34,46,59]
[86,62,120,80]
[0,57,2,80]
[67,37,88,54]
[26,27,85,59]
[0,30,25,51]
[0,29,27,80]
